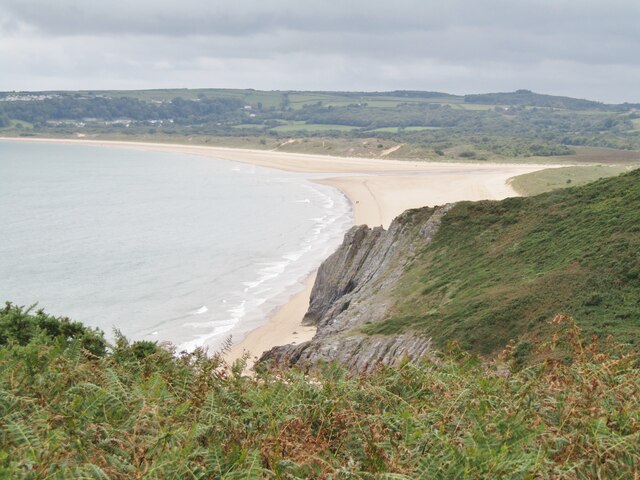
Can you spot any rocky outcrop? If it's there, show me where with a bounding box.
[260,204,455,373]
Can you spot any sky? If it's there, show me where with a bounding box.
[1,0,639,103]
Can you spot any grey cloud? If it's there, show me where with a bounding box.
[0,0,638,102]
[3,0,639,37]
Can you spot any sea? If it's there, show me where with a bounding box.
[0,140,352,351]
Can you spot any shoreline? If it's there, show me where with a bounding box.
[1,137,559,366]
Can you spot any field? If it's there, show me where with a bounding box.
[0,119,34,130]
[508,164,636,196]
[367,126,441,133]
[268,122,356,133]
[557,146,640,163]
[448,102,497,110]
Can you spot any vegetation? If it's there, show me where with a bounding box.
[2,90,640,477]
[1,303,638,478]
[367,169,640,354]
[2,88,640,162]
[509,165,636,196]
[463,89,608,110]
[0,303,106,356]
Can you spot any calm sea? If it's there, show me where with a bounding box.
[0,141,351,351]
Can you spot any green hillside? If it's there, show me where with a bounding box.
[367,169,640,355]
[508,165,635,196]
[463,89,607,110]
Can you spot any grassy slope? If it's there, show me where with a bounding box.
[366,169,640,354]
[1,304,638,478]
[509,165,636,196]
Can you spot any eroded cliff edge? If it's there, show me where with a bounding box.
[260,203,455,372]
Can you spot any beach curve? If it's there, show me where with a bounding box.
[1,137,559,366]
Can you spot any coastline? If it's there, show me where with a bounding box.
[0,137,558,365]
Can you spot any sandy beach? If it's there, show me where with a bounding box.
[2,137,557,365]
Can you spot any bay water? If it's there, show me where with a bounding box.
[0,141,351,351]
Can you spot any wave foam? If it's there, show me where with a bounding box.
[179,178,352,352]
[191,305,208,315]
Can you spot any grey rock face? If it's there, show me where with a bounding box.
[260,204,455,373]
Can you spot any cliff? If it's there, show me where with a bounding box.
[260,204,455,372]
[261,169,640,371]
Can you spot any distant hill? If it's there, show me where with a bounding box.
[464,89,605,110]
[3,87,640,155]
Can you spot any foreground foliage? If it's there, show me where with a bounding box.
[0,305,638,478]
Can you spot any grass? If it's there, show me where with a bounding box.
[367,126,441,133]
[509,165,636,196]
[269,122,357,133]
[538,146,640,165]
[0,119,35,131]
[1,304,638,478]
[449,103,497,111]
[365,169,640,355]
[231,123,265,130]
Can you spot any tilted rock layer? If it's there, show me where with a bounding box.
[261,204,455,373]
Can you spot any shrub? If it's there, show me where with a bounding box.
[0,308,637,478]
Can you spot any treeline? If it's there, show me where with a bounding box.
[464,89,640,112]
[284,102,480,128]
[3,89,639,153]
[0,95,244,125]
[464,89,606,110]
[280,101,633,138]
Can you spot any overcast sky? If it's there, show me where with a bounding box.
[1,0,638,103]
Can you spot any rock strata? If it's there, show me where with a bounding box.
[260,204,455,373]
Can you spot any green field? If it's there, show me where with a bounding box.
[508,165,636,196]
[0,118,34,130]
[231,123,265,130]
[450,102,497,110]
[368,126,441,133]
[269,122,356,133]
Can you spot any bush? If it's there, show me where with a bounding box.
[0,307,637,478]
[0,302,106,356]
